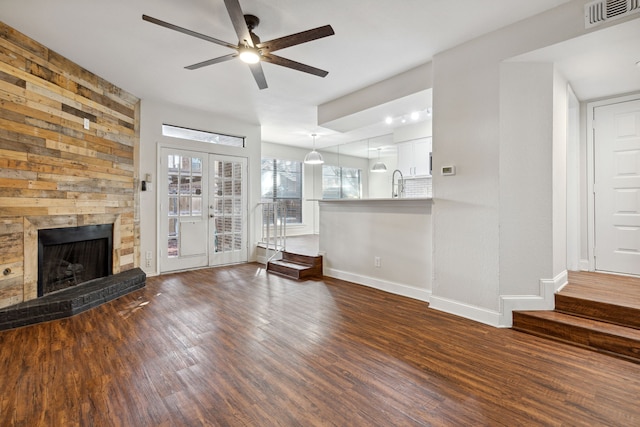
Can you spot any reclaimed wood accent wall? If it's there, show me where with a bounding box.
[0,22,140,309]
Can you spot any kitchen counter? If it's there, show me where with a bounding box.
[316,197,432,203]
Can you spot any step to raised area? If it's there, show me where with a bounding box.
[267,251,322,280]
[513,271,640,363]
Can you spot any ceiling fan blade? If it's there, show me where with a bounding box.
[248,62,268,90]
[263,54,329,78]
[185,53,238,70]
[257,25,335,53]
[223,0,253,46]
[142,14,237,49]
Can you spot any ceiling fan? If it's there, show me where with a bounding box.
[142,0,335,90]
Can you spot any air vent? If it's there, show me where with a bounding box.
[585,0,640,28]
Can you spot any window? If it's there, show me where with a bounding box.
[261,158,303,224]
[322,166,361,199]
[162,124,244,147]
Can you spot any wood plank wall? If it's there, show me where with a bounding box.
[0,22,140,309]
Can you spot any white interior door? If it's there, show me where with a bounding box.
[209,155,248,266]
[594,99,640,276]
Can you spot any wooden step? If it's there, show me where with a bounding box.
[266,251,322,280]
[555,272,640,329]
[513,310,640,363]
[513,271,640,363]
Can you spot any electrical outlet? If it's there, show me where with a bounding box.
[145,258,151,268]
[374,256,381,268]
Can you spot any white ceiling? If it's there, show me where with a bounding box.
[3,0,638,150]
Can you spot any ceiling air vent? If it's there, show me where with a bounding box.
[585,0,640,28]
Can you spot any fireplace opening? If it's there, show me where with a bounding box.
[38,225,113,297]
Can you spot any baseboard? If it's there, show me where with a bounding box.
[498,270,567,327]
[429,296,502,327]
[323,267,431,302]
[428,271,568,328]
[578,259,590,271]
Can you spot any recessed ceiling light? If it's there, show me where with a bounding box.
[385,116,393,125]
[411,112,420,120]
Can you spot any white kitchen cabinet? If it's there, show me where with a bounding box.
[396,137,431,177]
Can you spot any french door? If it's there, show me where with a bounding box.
[160,148,247,273]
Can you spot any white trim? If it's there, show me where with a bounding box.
[578,259,590,271]
[323,267,431,302]
[586,93,640,272]
[429,296,501,327]
[498,270,568,327]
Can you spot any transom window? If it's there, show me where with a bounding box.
[162,124,244,147]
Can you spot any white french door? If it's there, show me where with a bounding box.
[594,99,640,276]
[208,155,248,266]
[159,148,247,273]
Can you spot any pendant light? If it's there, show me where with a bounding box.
[371,147,387,173]
[304,133,324,164]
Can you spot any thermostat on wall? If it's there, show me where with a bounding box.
[441,165,456,176]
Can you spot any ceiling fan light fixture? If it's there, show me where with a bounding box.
[239,47,260,64]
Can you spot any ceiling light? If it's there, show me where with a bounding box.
[370,148,387,173]
[411,111,420,120]
[304,133,324,164]
[385,116,393,125]
[239,46,260,64]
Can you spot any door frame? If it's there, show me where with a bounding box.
[586,93,640,272]
[156,142,250,273]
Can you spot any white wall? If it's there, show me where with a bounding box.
[139,99,261,276]
[498,62,556,295]
[319,199,432,301]
[430,0,603,326]
[566,86,580,271]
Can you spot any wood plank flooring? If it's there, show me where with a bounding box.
[1,264,639,426]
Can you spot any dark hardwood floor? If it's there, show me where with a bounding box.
[1,264,639,426]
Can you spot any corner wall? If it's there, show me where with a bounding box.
[430,1,597,326]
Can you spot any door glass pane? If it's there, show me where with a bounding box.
[166,153,206,259]
[169,197,178,215]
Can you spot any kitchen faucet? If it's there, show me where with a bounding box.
[392,169,404,198]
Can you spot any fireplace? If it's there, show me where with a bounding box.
[38,225,113,297]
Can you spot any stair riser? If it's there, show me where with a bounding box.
[555,295,640,329]
[513,313,640,363]
[282,252,322,268]
[267,264,301,279]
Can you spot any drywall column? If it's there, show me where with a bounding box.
[429,0,587,326]
[497,63,568,325]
